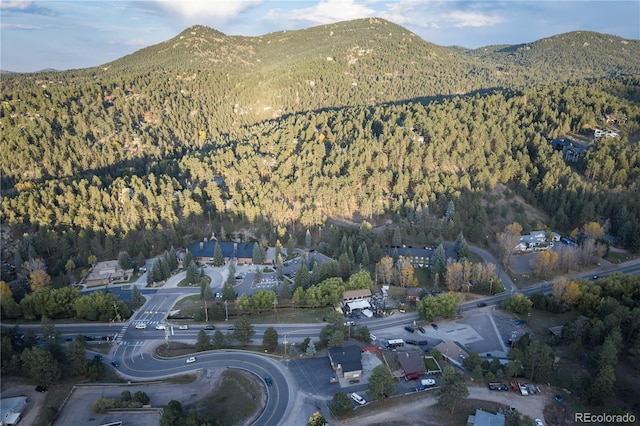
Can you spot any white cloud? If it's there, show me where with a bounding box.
[271,0,377,26]
[151,0,264,22]
[443,10,504,28]
[0,0,32,10]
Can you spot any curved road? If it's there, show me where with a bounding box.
[113,348,294,425]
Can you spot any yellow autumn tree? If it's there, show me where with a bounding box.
[23,258,51,291]
[582,222,605,241]
[530,250,558,278]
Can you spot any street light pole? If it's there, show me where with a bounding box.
[224,300,229,321]
[283,335,288,359]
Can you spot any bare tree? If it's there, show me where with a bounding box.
[496,222,522,267]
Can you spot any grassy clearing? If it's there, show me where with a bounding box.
[172,295,334,324]
[33,381,76,426]
[189,369,263,425]
[604,251,636,264]
[526,309,578,341]
[164,374,198,384]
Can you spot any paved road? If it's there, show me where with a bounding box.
[112,348,294,425]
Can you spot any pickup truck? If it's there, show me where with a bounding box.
[488,382,509,391]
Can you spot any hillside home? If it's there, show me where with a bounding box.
[515,231,560,252]
[328,345,363,380]
[594,128,619,139]
[85,260,130,287]
[406,287,423,303]
[387,246,433,268]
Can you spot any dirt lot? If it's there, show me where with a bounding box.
[339,386,550,426]
[2,368,266,426]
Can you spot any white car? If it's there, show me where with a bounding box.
[350,393,366,405]
[535,420,544,426]
[135,323,146,329]
[186,356,197,364]
[178,325,189,330]
[370,334,377,341]
[156,324,166,330]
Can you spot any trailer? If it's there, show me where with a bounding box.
[387,339,405,348]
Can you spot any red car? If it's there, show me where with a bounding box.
[405,373,420,381]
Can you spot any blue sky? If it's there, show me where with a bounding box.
[1,0,639,72]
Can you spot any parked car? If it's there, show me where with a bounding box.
[477,302,487,307]
[329,375,339,383]
[369,334,377,341]
[406,339,418,345]
[204,325,216,330]
[417,340,428,346]
[111,360,120,367]
[227,326,234,331]
[264,376,272,386]
[514,319,526,325]
[94,354,104,360]
[535,419,544,426]
[135,323,146,329]
[35,385,47,393]
[431,323,438,330]
[404,373,420,381]
[186,357,197,364]
[178,325,189,330]
[404,325,415,333]
[350,393,366,405]
[418,326,426,334]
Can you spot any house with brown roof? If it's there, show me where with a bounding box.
[434,340,470,368]
[397,351,426,378]
[84,260,130,287]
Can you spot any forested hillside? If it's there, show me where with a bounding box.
[1,18,639,284]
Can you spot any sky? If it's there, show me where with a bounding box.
[1,0,639,73]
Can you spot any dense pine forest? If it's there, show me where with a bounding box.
[1,18,639,287]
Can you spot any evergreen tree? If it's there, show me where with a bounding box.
[367,364,395,399]
[437,366,469,413]
[263,327,278,352]
[213,242,224,267]
[392,228,402,247]
[195,330,211,351]
[131,285,145,309]
[286,236,295,260]
[306,340,317,356]
[431,243,447,283]
[252,242,265,265]
[167,246,178,271]
[232,316,255,345]
[118,252,133,270]
[454,232,469,259]
[212,330,225,349]
[305,229,312,249]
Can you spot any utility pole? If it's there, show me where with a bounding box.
[113,302,121,322]
[283,335,288,359]
[224,300,229,321]
[204,298,209,322]
[273,299,278,321]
